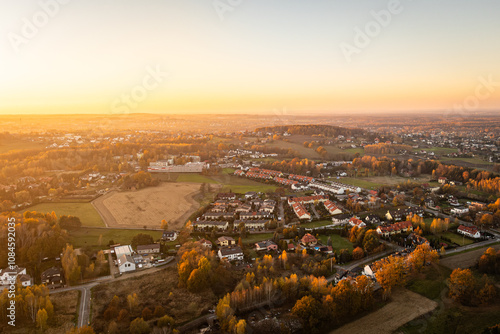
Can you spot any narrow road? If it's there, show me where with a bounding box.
[48,259,176,328]
[444,238,499,255]
[50,282,98,328]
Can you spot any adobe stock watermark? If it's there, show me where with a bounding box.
[339,0,411,63]
[111,65,169,114]
[7,0,71,53]
[445,75,499,120]
[213,0,243,21]
[6,217,17,327]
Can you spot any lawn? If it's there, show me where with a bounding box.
[439,232,474,246]
[68,228,164,250]
[0,138,45,154]
[406,264,451,300]
[23,202,105,227]
[221,184,278,193]
[176,174,219,184]
[300,220,333,228]
[335,177,383,189]
[318,234,353,252]
[265,140,320,159]
[242,233,274,244]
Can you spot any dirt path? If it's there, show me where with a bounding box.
[330,289,438,334]
[91,191,117,228]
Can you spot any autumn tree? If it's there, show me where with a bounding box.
[352,247,364,260]
[373,255,407,298]
[36,308,48,331]
[130,317,150,334]
[448,268,475,305]
[292,295,322,330]
[160,219,169,230]
[62,244,81,285]
[406,243,439,273]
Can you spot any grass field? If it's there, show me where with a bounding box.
[318,234,354,252]
[266,140,320,159]
[0,138,45,154]
[300,220,333,228]
[69,227,164,250]
[93,182,201,229]
[335,177,383,189]
[332,288,438,334]
[176,174,219,184]
[336,174,432,190]
[242,233,274,244]
[407,264,451,300]
[439,232,474,246]
[23,202,105,227]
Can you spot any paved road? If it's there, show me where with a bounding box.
[326,249,395,282]
[50,282,99,328]
[48,259,176,328]
[444,238,499,255]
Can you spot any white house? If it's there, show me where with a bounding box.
[218,246,244,261]
[114,245,133,258]
[362,265,375,278]
[118,254,136,273]
[0,267,32,287]
[457,225,481,239]
[451,207,469,216]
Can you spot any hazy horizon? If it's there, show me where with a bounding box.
[1,0,500,115]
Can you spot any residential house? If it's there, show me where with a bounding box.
[136,244,161,255]
[292,202,311,220]
[438,177,448,184]
[376,221,413,237]
[332,214,351,226]
[162,231,178,241]
[349,217,366,228]
[193,220,229,231]
[301,233,318,246]
[0,267,32,287]
[255,240,278,251]
[364,214,381,225]
[362,265,375,278]
[324,200,342,215]
[41,267,63,289]
[451,207,469,216]
[457,225,481,239]
[118,254,136,273]
[217,193,237,200]
[217,236,236,247]
[218,246,244,261]
[239,212,271,220]
[197,239,213,249]
[235,219,269,230]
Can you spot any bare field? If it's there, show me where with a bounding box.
[331,289,438,334]
[441,244,500,270]
[92,182,201,229]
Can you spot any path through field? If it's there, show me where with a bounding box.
[330,288,438,334]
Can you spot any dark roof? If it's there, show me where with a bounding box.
[41,267,62,279]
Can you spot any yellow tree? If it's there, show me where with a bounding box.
[406,243,439,273]
[36,308,48,331]
[448,268,475,304]
[373,255,407,298]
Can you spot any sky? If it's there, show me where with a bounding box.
[1,0,499,115]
